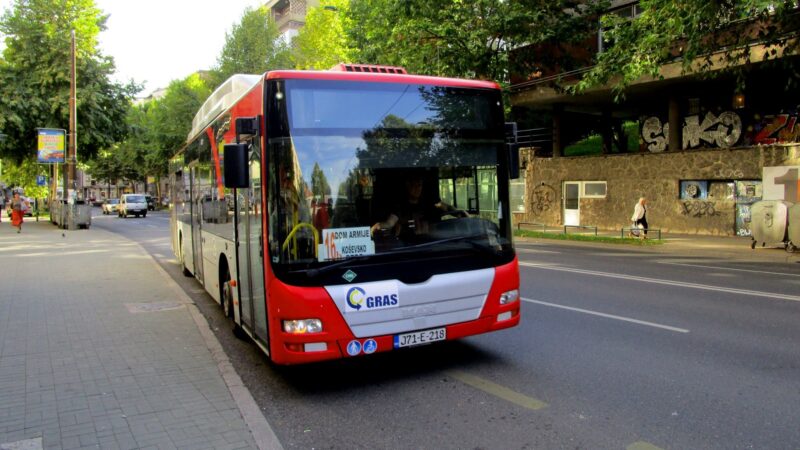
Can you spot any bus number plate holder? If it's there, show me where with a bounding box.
[393,327,446,348]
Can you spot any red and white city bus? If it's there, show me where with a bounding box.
[170,64,520,365]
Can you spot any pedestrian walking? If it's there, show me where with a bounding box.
[630,197,648,238]
[7,191,30,233]
[0,193,5,223]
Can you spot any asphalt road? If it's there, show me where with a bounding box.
[93,208,800,450]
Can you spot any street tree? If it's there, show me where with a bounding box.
[0,0,137,163]
[212,5,290,87]
[576,0,800,95]
[292,0,355,70]
[89,72,211,197]
[346,0,606,84]
[0,157,48,198]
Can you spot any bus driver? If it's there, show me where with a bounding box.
[370,176,464,237]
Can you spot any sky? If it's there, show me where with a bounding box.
[0,0,265,96]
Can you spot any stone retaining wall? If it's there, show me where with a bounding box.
[519,145,800,235]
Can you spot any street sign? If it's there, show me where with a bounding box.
[36,175,47,186]
[36,128,66,164]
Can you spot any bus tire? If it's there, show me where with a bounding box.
[180,235,192,277]
[219,262,233,318]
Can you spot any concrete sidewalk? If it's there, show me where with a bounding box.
[0,221,270,450]
[517,226,800,263]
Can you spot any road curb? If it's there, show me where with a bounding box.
[136,240,284,450]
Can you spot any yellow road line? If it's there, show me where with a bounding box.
[627,441,664,450]
[445,370,547,410]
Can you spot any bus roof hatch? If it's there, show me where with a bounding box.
[329,63,407,74]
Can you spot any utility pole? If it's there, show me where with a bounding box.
[64,30,77,201]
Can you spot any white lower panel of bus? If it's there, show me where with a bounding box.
[325,268,493,338]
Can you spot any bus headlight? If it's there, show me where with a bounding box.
[283,319,323,334]
[499,289,519,305]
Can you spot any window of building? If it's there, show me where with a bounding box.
[582,181,607,198]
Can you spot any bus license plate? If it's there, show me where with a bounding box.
[393,328,446,348]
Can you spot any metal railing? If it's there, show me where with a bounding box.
[507,127,552,148]
[517,222,598,236]
[621,227,661,240]
[564,225,597,235]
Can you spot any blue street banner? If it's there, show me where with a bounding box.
[36,128,66,164]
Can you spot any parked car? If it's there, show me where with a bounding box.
[118,194,147,218]
[145,195,155,211]
[102,199,119,215]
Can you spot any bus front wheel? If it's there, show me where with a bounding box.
[180,235,192,277]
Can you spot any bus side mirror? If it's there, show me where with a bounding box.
[507,143,520,180]
[223,143,249,188]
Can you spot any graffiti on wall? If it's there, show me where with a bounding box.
[641,111,742,152]
[642,117,669,152]
[683,111,742,149]
[749,113,800,145]
[681,201,721,218]
[531,184,556,214]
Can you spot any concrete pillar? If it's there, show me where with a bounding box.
[601,108,613,154]
[668,96,681,151]
[552,104,563,158]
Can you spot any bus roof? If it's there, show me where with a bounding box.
[266,69,502,91]
[189,74,262,141]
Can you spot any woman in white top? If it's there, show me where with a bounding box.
[630,197,648,238]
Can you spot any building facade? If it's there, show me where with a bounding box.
[510,2,800,236]
[264,0,320,44]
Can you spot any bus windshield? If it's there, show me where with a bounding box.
[267,78,513,284]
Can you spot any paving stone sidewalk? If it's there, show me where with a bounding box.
[0,221,258,450]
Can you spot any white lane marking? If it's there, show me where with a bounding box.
[658,260,800,278]
[523,297,690,333]
[587,253,653,257]
[516,247,560,254]
[519,262,800,302]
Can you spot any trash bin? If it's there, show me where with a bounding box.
[71,201,92,229]
[749,200,792,249]
[62,201,91,229]
[787,202,800,253]
[49,200,61,225]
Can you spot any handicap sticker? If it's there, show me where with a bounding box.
[346,340,362,356]
[363,339,377,354]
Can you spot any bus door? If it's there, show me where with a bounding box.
[236,145,269,347]
[190,163,204,284]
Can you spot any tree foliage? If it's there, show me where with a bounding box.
[576,0,800,95]
[292,0,355,70]
[213,5,290,86]
[0,0,137,163]
[0,157,48,198]
[346,0,606,83]
[87,73,211,187]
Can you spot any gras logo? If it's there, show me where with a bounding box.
[346,287,366,310]
[344,281,400,313]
